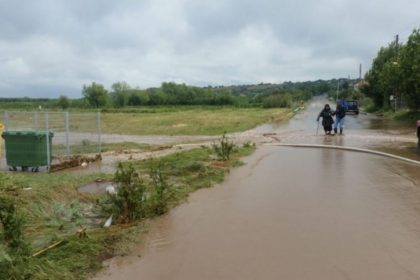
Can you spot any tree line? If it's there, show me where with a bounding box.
[82,82,238,108]
[1,79,339,110]
[363,29,420,111]
[79,79,336,109]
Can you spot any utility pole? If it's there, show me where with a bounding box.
[359,64,362,80]
[336,79,339,101]
[394,34,399,109]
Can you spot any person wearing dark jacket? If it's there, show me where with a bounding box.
[317,104,334,135]
[334,100,347,135]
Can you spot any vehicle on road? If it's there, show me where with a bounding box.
[346,100,359,114]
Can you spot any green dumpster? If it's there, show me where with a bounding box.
[1,131,54,171]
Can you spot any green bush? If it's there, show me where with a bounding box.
[0,196,32,279]
[101,163,146,223]
[212,133,236,161]
[148,164,171,216]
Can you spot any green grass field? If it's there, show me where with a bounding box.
[2,106,292,136]
[101,107,292,135]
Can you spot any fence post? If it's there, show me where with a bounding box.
[1,112,6,162]
[34,111,39,130]
[3,111,9,131]
[97,111,101,154]
[65,112,70,157]
[45,112,51,172]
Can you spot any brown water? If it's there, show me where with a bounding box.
[252,96,420,161]
[94,146,420,280]
[78,180,115,194]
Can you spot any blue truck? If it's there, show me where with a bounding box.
[345,100,359,115]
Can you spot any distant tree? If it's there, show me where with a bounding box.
[212,88,234,105]
[148,88,168,105]
[127,89,150,106]
[111,81,131,93]
[57,95,70,109]
[364,42,400,109]
[399,29,420,110]
[82,82,108,108]
[111,81,131,107]
[262,94,292,108]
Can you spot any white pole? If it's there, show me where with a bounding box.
[46,112,51,172]
[34,111,38,130]
[97,111,101,154]
[3,111,9,131]
[65,112,70,156]
[336,80,339,101]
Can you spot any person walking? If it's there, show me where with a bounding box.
[334,99,347,135]
[317,104,334,135]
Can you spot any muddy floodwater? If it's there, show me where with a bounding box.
[94,145,420,280]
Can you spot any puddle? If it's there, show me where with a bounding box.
[78,180,115,194]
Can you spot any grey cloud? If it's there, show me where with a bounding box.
[0,0,419,97]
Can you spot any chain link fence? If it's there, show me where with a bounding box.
[0,111,101,171]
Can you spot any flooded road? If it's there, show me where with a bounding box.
[252,96,420,161]
[94,146,420,280]
[92,97,420,280]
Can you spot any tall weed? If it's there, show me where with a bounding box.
[212,133,236,161]
[148,163,171,216]
[101,163,146,223]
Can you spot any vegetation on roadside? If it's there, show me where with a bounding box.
[212,133,236,161]
[363,28,420,112]
[0,171,111,280]
[0,139,256,280]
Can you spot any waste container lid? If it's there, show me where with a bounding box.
[2,130,54,138]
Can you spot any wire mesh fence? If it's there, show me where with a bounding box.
[0,111,101,171]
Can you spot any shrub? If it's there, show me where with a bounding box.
[148,164,171,216]
[101,163,146,223]
[212,133,236,161]
[0,196,32,279]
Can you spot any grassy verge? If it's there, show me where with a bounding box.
[1,143,256,279]
[382,109,420,124]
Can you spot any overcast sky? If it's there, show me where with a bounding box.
[0,0,419,98]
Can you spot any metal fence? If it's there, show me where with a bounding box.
[0,111,101,171]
